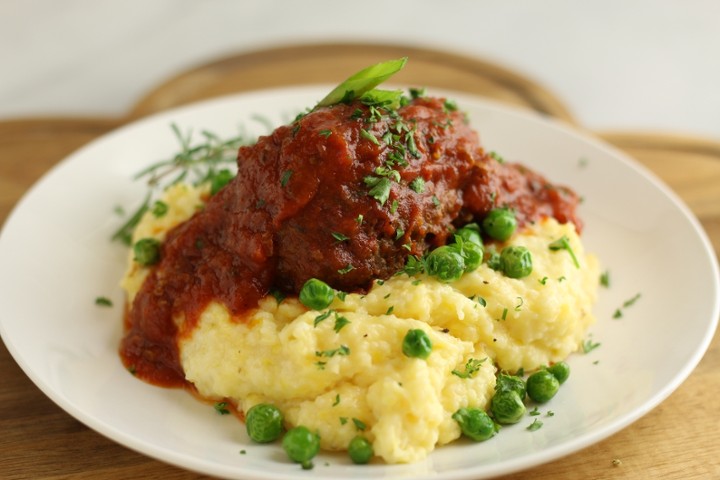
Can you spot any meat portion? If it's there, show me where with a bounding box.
[267,98,480,292]
[121,95,582,386]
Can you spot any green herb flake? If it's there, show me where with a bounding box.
[623,293,642,308]
[352,418,367,431]
[315,345,351,357]
[385,306,395,315]
[409,177,426,193]
[364,176,392,205]
[95,296,113,307]
[583,338,601,353]
[600,270,610,288]
[331,232,350,242]
[529,407,541,416]
[338,264,355,275]
[360,128,380,146]
[314,310,333,327]
[432,195,441,207]
[332,394,341,407]
[333,314,351,333]
[270,289,286,305]
[443,99,458,112]
[501,307,508,321]
[319,129,332,138]
[214,402,230,415]
[355,214,364,225]
[390,199,399,214]
[489,151,505,163]
[451,357,487,379]
[339,417,348,425]
[280,170,293,187]
[548,235,580,268]
[539,276,548,285]
[409,87,425,99]
[527,419,543,431]
[613,309,623,319]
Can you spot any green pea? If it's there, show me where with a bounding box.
[454,223,482,246]
[495,373,526,400]
[547,361,570,385]
[133,238,161,266]
[526,370,560,403]
[245,403,284,443]
[452,407,496,441]
[482,208,517,241]
[500,246,533,278]
[426,245,465,282]
[282,426,320,469]
[490,390,526,424]
[451,240,483,273]
[299,278,335,310]
[402,329,432,359]
[348,436,373,464]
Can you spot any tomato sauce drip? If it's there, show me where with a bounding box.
[120,97,582,387]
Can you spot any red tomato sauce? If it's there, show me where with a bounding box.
[120,97,582,387]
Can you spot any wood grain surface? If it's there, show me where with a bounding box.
[1,43,718,480]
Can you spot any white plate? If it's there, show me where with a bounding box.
[1,86,718,480]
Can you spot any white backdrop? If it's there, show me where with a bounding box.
[1,0,719,139]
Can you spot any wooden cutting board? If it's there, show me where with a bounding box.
[1,43,718,480]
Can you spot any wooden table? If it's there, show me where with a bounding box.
[1,44,719,480]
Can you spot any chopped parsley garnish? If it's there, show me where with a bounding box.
[385,306,394,315]
[364,176,392,205]
[315,345,350,358]
[623,293,642,308]
[443,99,458,112]
[451,357,487,379]
[501,307,508,320]
[331,232,350,242]
[95,296,113,307]
[613,293,641,319]
[526,419,543,431]
[338,264,355,275]
[333,314,351,333]
[319,129,332,138]
[548,235,580,268]
[360,128,380,145]
[352,418,367,431]
[214,402,230,415]
[280,170,293,187]
[409,177,426,193]
[582,338,601,353]
[270,289,286,305]
[600,270,610,287]
[332,394,341,407]
[313,310,333,327]
[489,151,505,163]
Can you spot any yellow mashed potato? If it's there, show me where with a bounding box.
[122,183,599,464]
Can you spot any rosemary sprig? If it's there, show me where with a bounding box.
[111,123,252,245]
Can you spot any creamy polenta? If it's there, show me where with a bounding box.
[122,183,599,464]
